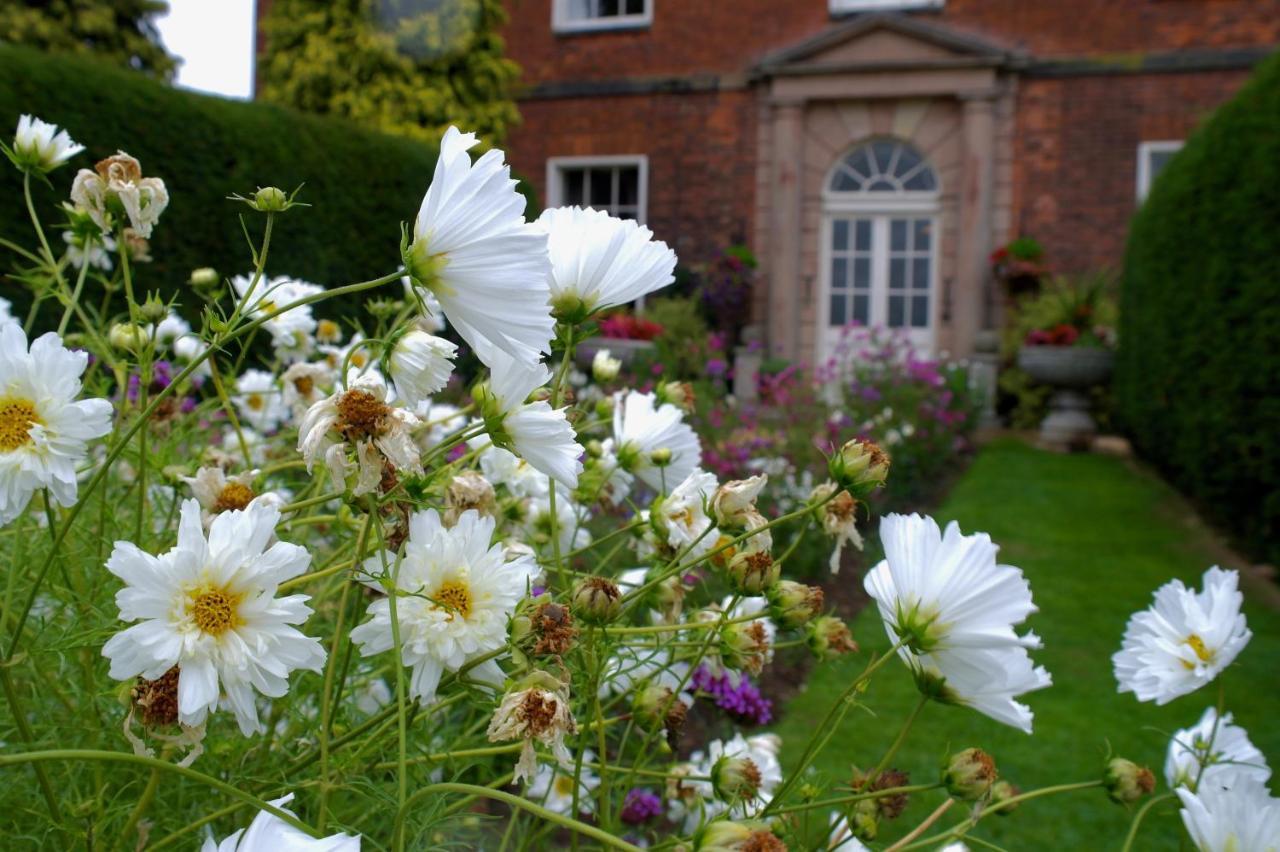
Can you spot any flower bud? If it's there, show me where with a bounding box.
[649,447,673,467]
[592,348,622,382]
[806,615,858,660]
[585,439,605,459]
[766,581,824,630]
[726,549,779,596]
[828,438,890,498]
[990,779,1020,815]
[253,186,289,212]
[139,292,168,325]
[109,322,146,351]
[711,755,762,804]
[694,821,785,851]
[1103,758,1154,805]
[189,267,218,288]
[847,798,880,840]
[720,620,770,675]
[942,748,997,800]
[571,576,622,624]
[656,380,695,413]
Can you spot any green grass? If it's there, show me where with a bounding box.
[772,437,1280,850]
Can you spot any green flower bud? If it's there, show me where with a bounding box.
[848,798,879,840]
[805,615,858,660]
[1104,758,1155,805]
[649,447,673,467]
[139,292,168,325]
[189,267,218,288]
[942,748,997,801]
[711,755,763,805]
[108,322,146,351]
[253,186,288,212]
[726,549,779,596]
[828,438,890,498]
[571,576,622,625]
[694,821,784,851]
[766,581,824,630]
[990,779,1020,815]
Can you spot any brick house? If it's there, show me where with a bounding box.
[501,0,1278,362]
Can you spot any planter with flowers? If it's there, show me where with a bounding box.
[1013,275,1117,449]
[991,236,1047,298]
[575,311,661,369]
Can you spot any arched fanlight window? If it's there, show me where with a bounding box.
[828,139,938,194]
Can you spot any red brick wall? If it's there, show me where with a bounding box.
[1012,70,1251,273]
[510,90,758,263]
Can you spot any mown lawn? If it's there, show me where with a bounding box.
[772,437,1280,850]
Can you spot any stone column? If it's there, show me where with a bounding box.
[954,91,997,357]
[768,99,805,360]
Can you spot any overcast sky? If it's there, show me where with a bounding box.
[155,0,257,99]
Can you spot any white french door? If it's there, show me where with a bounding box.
[821,213,938,359]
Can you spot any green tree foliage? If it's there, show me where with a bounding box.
[1118,52,1280,565]
[0,0,176,78]
[259,0,521,144]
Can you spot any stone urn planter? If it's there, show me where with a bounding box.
[1017,345,1114,450]
[575,337,656,370]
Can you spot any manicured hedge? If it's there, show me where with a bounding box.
[0,45,534,318]
[1118,53,1280,565]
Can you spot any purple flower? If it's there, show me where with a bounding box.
[691,665,773,725]
[621,788,663,825]
[706,357,728,377]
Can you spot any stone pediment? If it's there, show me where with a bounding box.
[754,13,1023,77]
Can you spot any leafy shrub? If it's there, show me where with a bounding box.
[641,296,712,378]
[1118,52,1280,565]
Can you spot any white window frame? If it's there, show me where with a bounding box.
[1136,140,1183,201]
[546,155,649,223]
[552,0,653,34]
[830,0,945,14]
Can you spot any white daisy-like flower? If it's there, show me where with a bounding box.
[486,680,578,783]
[233,369,288,434]
[0,298,11,324]
[405,126,554,367]
[591,348,621,383]
[670,733,783,833]
[863,513,1052,733]
[63,229,113,271]
[181,466,285,528]
[280,361,333,421]
[1113,566,1252,705]
[387,326,457,408]
[526,750,601,815]
[1177,772,1280,852]
[480,349,583,490]
[200,793,360,851]
[655,469,719,559]
[1166,707,1271,790]
[470,438,552,499]
[70,151,168,237]
[232,275,322,363]
[524,485,592,553]
[412,400,468,453]
[10,114,83,173]
[102,499,326,735]
[297,370,422,496]
[349,509,536,704]
[537,205,676,318]
[320,333,374,375]
[612,390,701,493]
[149,310,192,350]
[0,322,113,525]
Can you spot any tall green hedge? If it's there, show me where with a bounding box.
[0,45,532,318]
[1118,53,1280,565]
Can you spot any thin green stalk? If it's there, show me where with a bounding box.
[115,766,161,851]
[769,783,941,817]
[56,247,92,337]
[1119,792,1176,852]
[0,666,62,824]
[867,693,928,781]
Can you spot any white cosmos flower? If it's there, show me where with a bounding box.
[0,322,113,524]
[482,349,583,490]
[525,485,592,552]
[612,390,701,493]
[863,513,1051,733]
[180,466,283,527]
[0,298,11,324]
[200,793,360,851]
[102,499,326,735]
[234,369,288,434]
[406,126,553,367]
[232,275,322,363]
[349,509,536,704]
[1113,566,1251,705]
[655,469,718,558]
[63,229,113,271]
[538,205,676,316]
[388,327,457,408]
[671,733,783,832]
[472,441,551,498]
[149,310,191,350]
[591,348,621,383]
[1166,707,1271,790]
[527,751,601,815]
[1177,772,1280,852]
[11,114,83,173]
[281,361,333,421]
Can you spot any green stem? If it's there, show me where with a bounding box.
[0,666,62,824]
[867,693,928,781]
[115,766,161,851]
[1119,792,1176,852]
[56,247,92,337]
[768,783,941,817]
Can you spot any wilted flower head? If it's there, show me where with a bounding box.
[943,748,998,801]
[70,151,169,238]
[387,324,457,408]
[572,575,622,625]
[1104,757,1155,805]
[711,474,767,528]
[486,675,577,784]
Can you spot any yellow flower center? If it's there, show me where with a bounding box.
[351,352,368,368]
[190,587,242,636]
[433,580,473,620]
[554,775,575,797]
[1183,633,1215,668]
[247,393,265,412]
[214,482,256,513]
[0,397,42,452]
[317,319,340,342]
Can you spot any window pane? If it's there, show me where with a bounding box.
[889,258,906,290]
[599,0,620,16]
[832,257,849,289]
[847,147,872,179]
[871,140,897,173]
[890,219,907,251]
[911,295,929,327]
[588,168,614,207]
[912,257,930,290]
[831,168,859,192]
[614,206,638,220]
[829,294,846,326]
[832,220,849,251]
[903,169,936,191]
[625,0,646,13]
[853,257,870,290]
[913,219,931,250]
[893,145,922,177]
[564,169,585,205]
[567,0,593,19]
[853,293,869,325]
[888,295,905,327]
[617,167,639,206]
[855,220,872,251]
[867,178,896,192]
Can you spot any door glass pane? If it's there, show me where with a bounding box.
[832,220,848,251]
[890,219,907,251]
[912,258,929,290]
[888,295,905,327]
[855,220,872,251]
[904,169,937,191]
[911,295,929,327]
[853,257,870,290]
[853,294,869,325]
[913,219,931,250]
[829,294,846,326]
[831,168,859,192]
[889,258,906,290]
[832,257,848,288]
